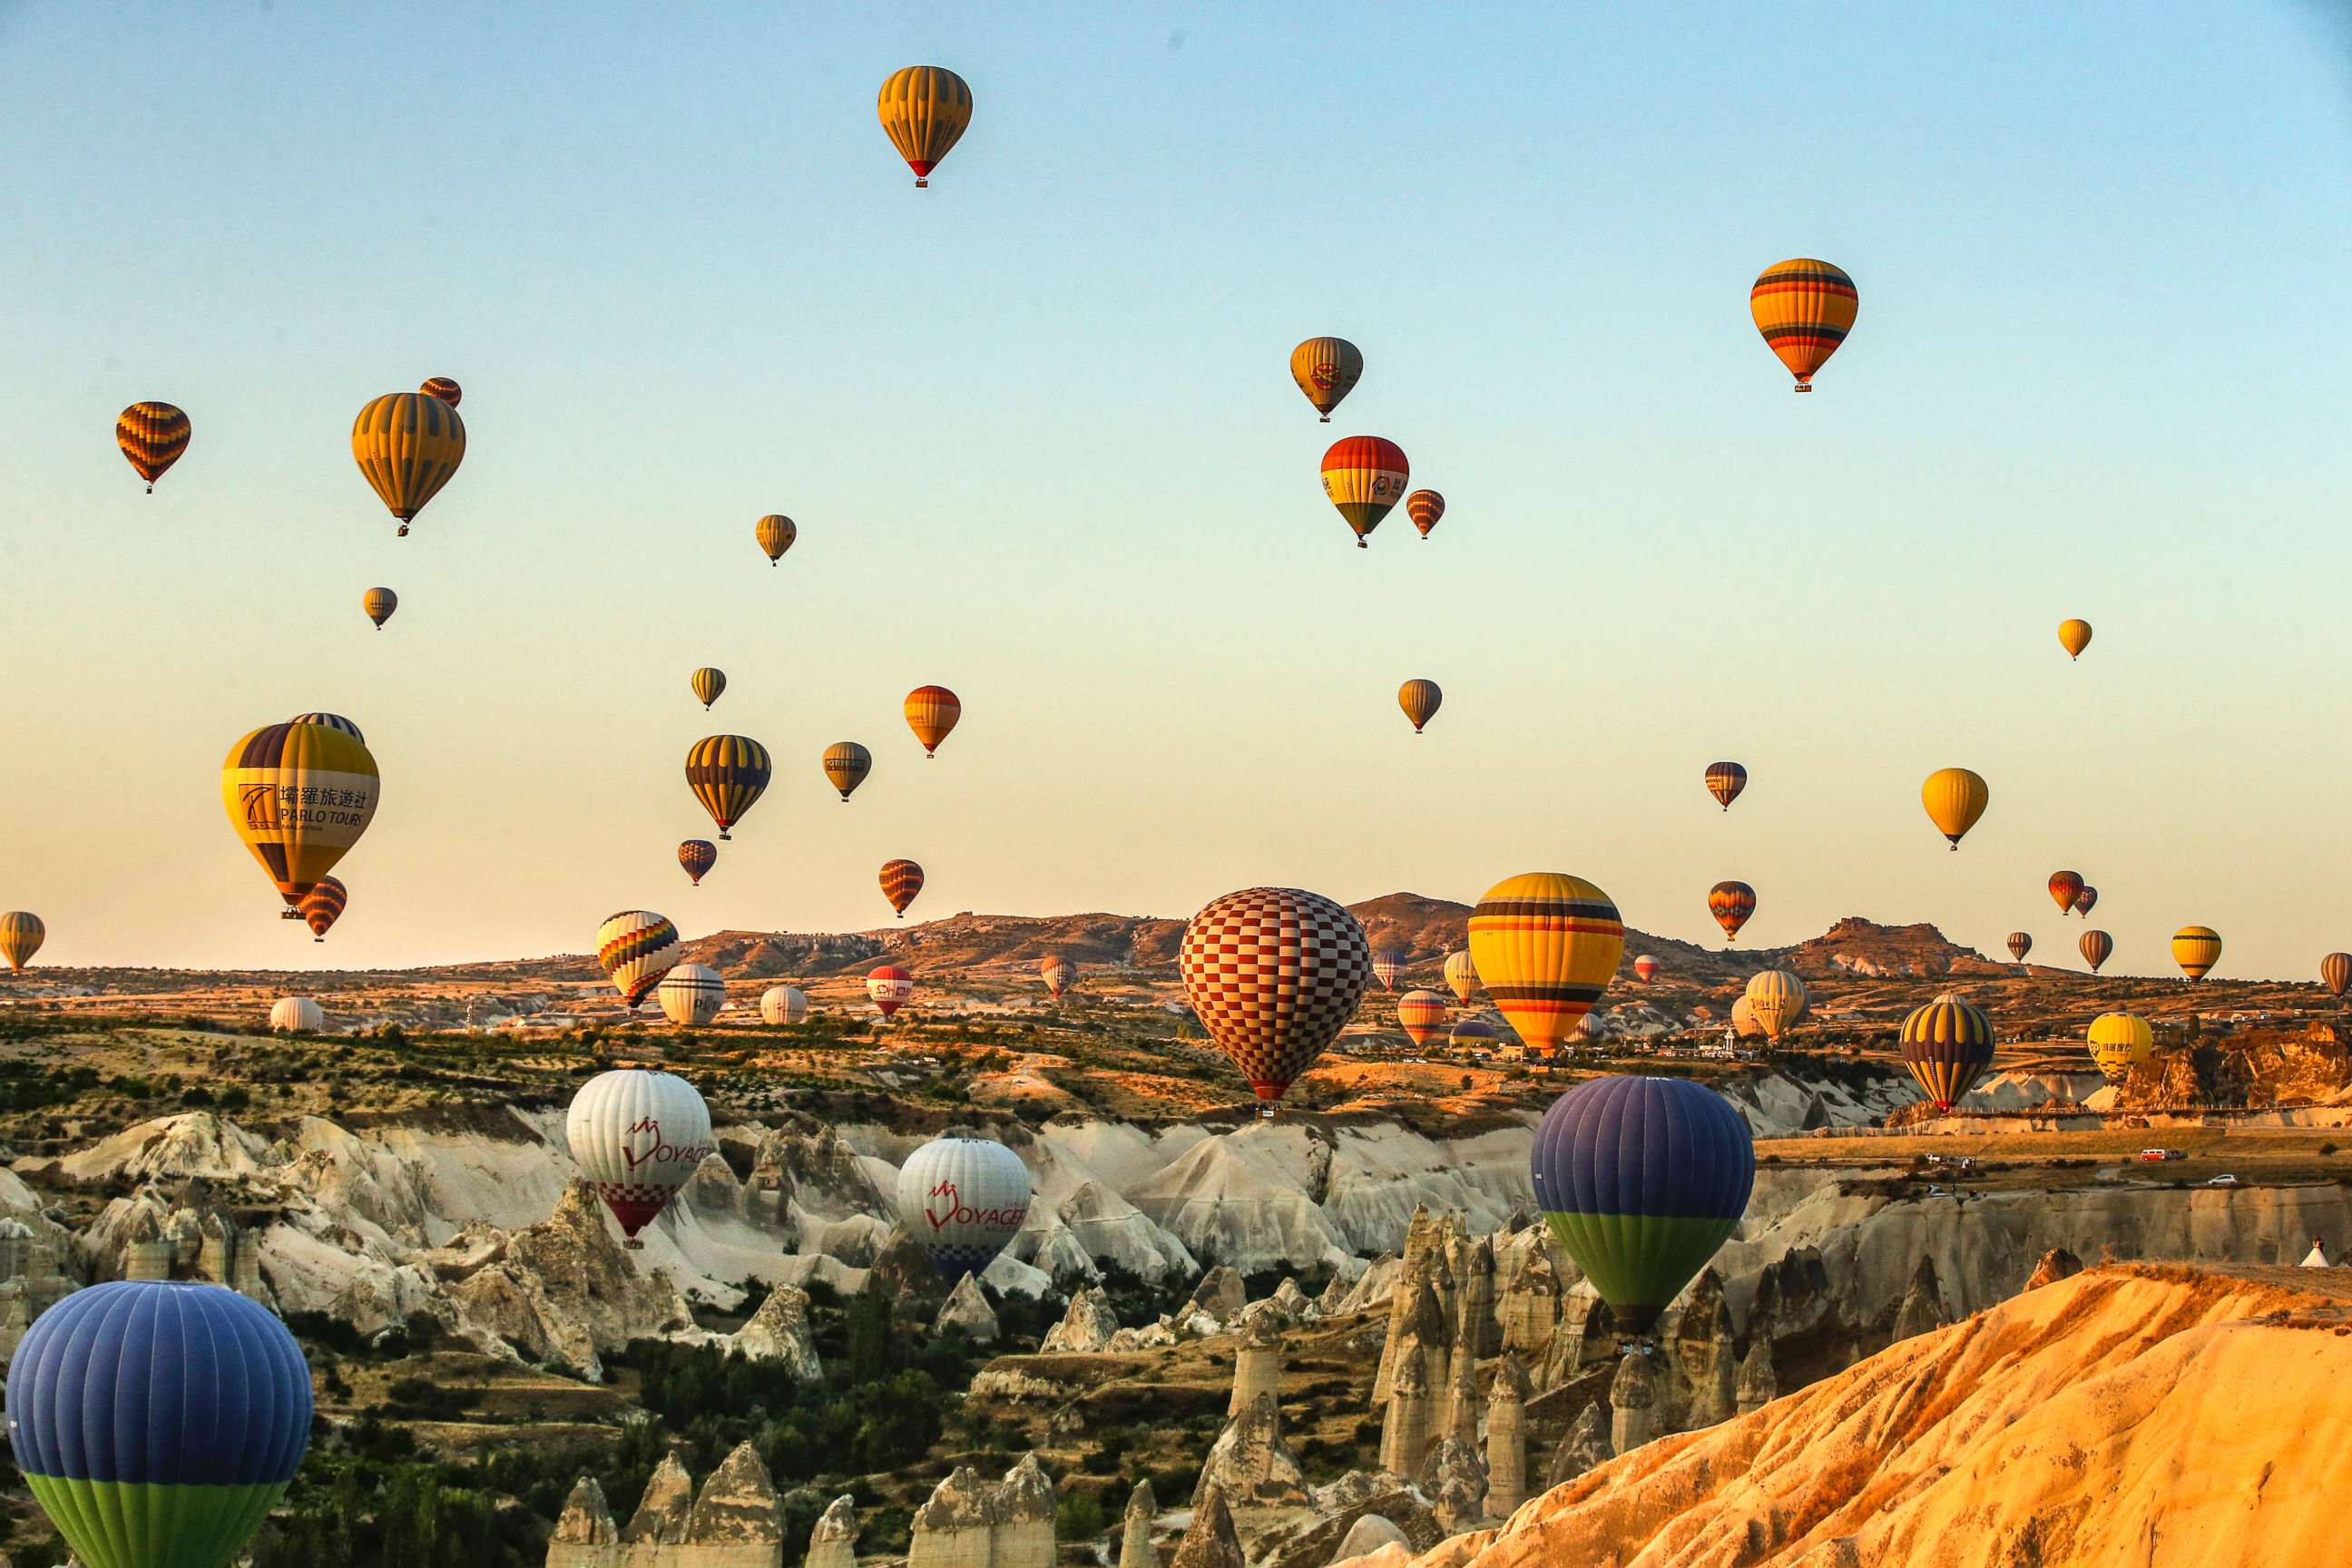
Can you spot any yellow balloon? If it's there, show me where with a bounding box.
[351,392,466,537]
[221,721,381,917]
[2171,926,2221,981]
[1465,873,1623,1059]
[1920,768,1988,850]
[2057,618,2092,660]
[2086,1012,2153,1082]
[877,66,972,188]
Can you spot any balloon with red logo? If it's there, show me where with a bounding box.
[896,1136,1032,1279]
[564,1069,713,1249]
[868,964,915,1017]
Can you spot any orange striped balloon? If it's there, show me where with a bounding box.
[1396,989,1450,1046]
[1466,872,1624,1059]
[2080,929,2113,973]
[1319,436,1408,547]
[298,877,348,942]
[419,377,462,407]
[1749,260,1858,391]
[1708,880,1756,943]
[904,686,962,757]
[1406,489,1445,540]
[880,858,925,917]
[679,839,716,886]
[1397,679,1442,734]
[116,402,191,491]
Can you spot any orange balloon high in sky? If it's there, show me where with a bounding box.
[1319,436,1408,547]
[904,686,962,757]
[1749,260,1857,391]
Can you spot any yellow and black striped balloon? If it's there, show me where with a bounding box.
[685,735,771,839]
[220,721,381,916]
[1397,679,1442,733]
[0,911,45,973]
[362,587,397,629]
[116,402,191,491]
[352,391,466,536]
[823,741,873,802]
[1899,992,1995,1111]
[690,667,726,710]
[2171,926,2221,981]
[755,514,796,566]
[878,66,972,188]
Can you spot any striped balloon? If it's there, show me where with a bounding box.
[2057,618,2092,660]
[679,839,717,886]
[1532,1076,1754,1335]
[1899,993,1995,1110]
[690,667,726,710]
[2087,1012,2153,1083]
[657,963,727,1026]
[897,1137,1032,1279]
[1708,880,1757,943]
[1443,949,1478,1004]
[867,965,915,1017]
[5,1280,313,1568]
[2047,870,2083,915]
[1406,489,1445,539]
[351,391,466,536]
[2073,885,2099,917]
[1921,767,1990,850]
[822,741,872,801]
[1319,436,1409,546]
[1632,955,1660,983]
[115,401,191,491]
[362,586,397,629]
[1448,1017,1498,1052]
[596,910,681,1009]
[419,376,462,407]
[760,985,810,1025]
[877,65,973,187]
[1705,761,1748,811]
[905,685,962,757]
[1396,989,1449,1046]
[1289,337,1364,421]
[1040,956,1074,1000]
[1,911,45,972]
[1730,996,1766,1039]
[298,876,347,942]
[270,996,324,1034]
[2323,952,2351,1000]
[1178,887,1372,1106]
[1741,970,1808,1041]
[880,858,925,917]
[685,734,772,838]
[221,721,380,917]
[286,711,366,744]
[2080,928,2113,973]
[755,514,796,565]
[1371,949,1405,992]
[2171,926,2221,981]
[2005,931,2033,963]
[1749,259,1857,391]
[1467,872,1625,1059]
[1397,678,1442,733]
[565,1069,712,1241]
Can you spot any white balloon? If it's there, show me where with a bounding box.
[759,985,810,1025]
[658,963,726,1025]
[565,1069,713,1241]
[269,996,324,1033]
[895,1136,1032,1278]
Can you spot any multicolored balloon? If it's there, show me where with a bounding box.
[2048,870,2084,915]
[5,1280,313,1568]
[1741,970,1808,1041]
[1289,338,1363,422]
[0,911,45,972]
[597,909,682,1010]
[298,876,348,942]
[1749,259,1857,392]
[1178,887,1371,1107]
[2073,885,2099,917]
[1531,1075,1754,1334]
[2057,618,2092,660]
[1899,992,1995,1111]
[1443,949,1478,1004]
[1319,436,1408,547]
[905,686,962,757]
[2087,1012,2153,1083]
[2080,928,2113,973]
[657,963,726,1026]
[1397,678,1442,733]
[691,667,726,710]
[220,720,380,918]
[679,839,717,886]
[1632,955,1660,983]
[1708,880,1757,944]
[116,401,191,492]
[1406,489,1445,539]
[2171,926,2221,981]
[286,710,365,743]
[419,376,462,407]
[881,858,925,917]
[823,741,872,802]
[2005,931,2033,963]
[755,514,796,565]
[1371,949,1405,992]
[362,586,397,629]
[1921,767,1989,849]
[1448,1017,1498,1053]
[897,1136,1031,1279]
[1705,761,1748,812]
[760,985,810,1024]
[686,734,772,838]
[566,1068,712,1244]
[1040,956,1074,1000]
[1397,989,1450,1046]
[1466,872,1624,1059]
[351,390,466,536]
[2323,952,2351,1000]
[867,964,915,1017]
[877,65,972,187]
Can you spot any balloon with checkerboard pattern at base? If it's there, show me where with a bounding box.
[566,1069,713,1250]
[1178,886,1372,1115]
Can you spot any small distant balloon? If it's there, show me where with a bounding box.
[1632,955,1660,983]
[419,376,462,407]
[1406,489,1445,540]
[880,858,925,917]
[1320,436,1408,547]
[362,586,397,629]
[877,65,972,187]
[1708,880,1757,944]
[905,686,962,757]
[1443,949,1477,1004]
[679,839,717,886]
[755,514,796,565]
[1899,992,1996,1111]
[2323,952,2352,1000]
[2086,1012,2152,1082]
[2048,870,2084,914]
[685,734,771,839]
[1749,259,1857,392]
[1705,761,1748,812]
[1397,989,1449,1046]
[352,390,466,537]
[2171,926,2221,981]
[1398,678,1442,733]
[868,964,915,1017]
[657,963,726,1026]
[2073,885,2099,917]
[760,985,810,1025]
[2005,931,2033,963]
[1040,956,1075,1000]
[1289,338,1364,422]
[1921,767,1989,849]
[2057,618,2092,660]
[1,911,47,972]
[2080,928,2113,973]
[823,741,872,801]
[596,910,681,1011]
[298,877,347,943]
[690,667,726,710]
[1741,969,1808,1041]
[117,402,191,492]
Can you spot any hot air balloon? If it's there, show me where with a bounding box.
[679,839,717,886]
[1921,768,1989,849]
[2058,619,2092,661]
[1742,970,1808,1041]
[1632,955,1660,983]
[2048,871,2084,915]
[0,912,45,973]
[686,734,772,838]
[269,996,324,1034]
[117,401,192,493]
[1406,489,1445,540]
[2171,926,2221,981]
[221,720,380,917]
[419,376,462,407]
[1467,872,1625,1060]
[2087,1012,2153,1083]
[1730,996,1767,1039]
[877,65,971,187]
[658,963,726,1026]
[1397,989,1450,1046]
[691,667,727,710]
[1398,679,1442,733]
[897,1137,1031,1278]
[566,1068,712,1245]
[905,686,962,757]
[362,586,397,629]
[352,390,466,536]
[1899,993,1996,1111]
[2006,931,2033,964]
[881,858,925,917]
[5,1280,312,1568]
[1370,950,1404,992]
[1448,1017,1498,1054]
[1289,338,1363,422]
[1178,887,1372,1109]
[1708,880,1757,944]
[597,910,682,1010]
[1320,436,1408,547]
[822,741,872,801]
[1040,956,1074,1000]
[2080,929,2113,973]
[2073,885,2099,917]
[1443,949,1478,1004]
[1531,1076,1754,1335]
[2323,952,2352,1000]
[760,985,810,1025]
[298,876,347,942]
[287,711,365,743]
[1705,761,1748,812]
[755,514,796,565]
[1749,259,1857,392]
[868,965,915,1017]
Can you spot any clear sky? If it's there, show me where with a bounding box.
[2,4,2348,977]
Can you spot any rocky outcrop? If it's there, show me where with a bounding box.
[732,1284,824,1380]
[907,1455,1057,1568]
[1169,1484,1245,1568]
[1378,1338,1436,1478]
[445,1181,699,1380]
[805,1496,858,1568]
[1734,1334,1777,1416]
[1440,1347,1482,1447]
[1118,1480,1159,1568]
[1230,1302,1284,1415]
[996,1454,1056,1568]
[1609,1353,1656,1455]
[622,1455,698,1546]
[937,1272,1001,1344]
[1190,1265,1246,1324]
[1543,1403,1610,1487]
[1453,1237,1497,1358]
[1331,1515,1410,1564]
[1485,1356,1530,1520]
[1891,1254,1947,1342]
[1041,1286,1121,1353]
[1417,1436,1489,1535]
[1194,1390,1308,1506]
[2024,1247,2084,1290]
[1494,1251,1560,1357]
[685,1444,787,1546]
[553,1477,619,1548]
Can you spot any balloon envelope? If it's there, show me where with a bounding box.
[2080,929,2113,972]
[2323,952,2352,999]
[1468,873,1624,1059]
[1632,956,1660,983]
[116,401,191,490]
[221,721,380,916]
[680,839,717,885]
[566,1069,713,1238]
[691,667,726,709]
[2087,1012,2153,1082]
[2171,926,2221,980]
[1899,993,1995,1110]
[1708,880,1756,943]
[1289,337,1363,421]
[362,586,397,628]
[1397,678,1442,733]
[897,1137,1032,1278]
[2058,618,2092,660]
[1921,768,1989,849]
[657,963,726,1026]
[1396,989,1449,1045]
[1178,887,1372,1102]
[1741,970,1808,1040]
[298,876,347,940]
[1443,950,1478,1004]
[881,858,925,916]
[1406,488,1445,539]
[598,910,682,1008]
[1749,259,1857,390]
[755,514,796,564]
[2048,871,2084,914]
[1039,956,1075,999]
[905,686,962,756]
[868,965,915,1016]
[351,390,465,534]
[877,65,973,186]
[760,985,810,1025]
[686,735,772,838]
[2005,932,2033,963]
[1705,761,1747,811]
[1319,436,1408,546]
[1,911,46,972]
[1371,950,1405,992]
[269,996,323,1034]
[823,741,873,801]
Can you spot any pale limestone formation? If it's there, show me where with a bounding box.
[685,1444,787,1549]
[908,1465,1001,1568]
[1330,1514,1409,1564]
[1734,1333,1778,1416]
[1269,1276,1314,1318]
[1417,1435,1489,1535]
[1610,1351,1657,1455]
[1169,1483,1245,1568]
[1672,1279,1737,1428]
[622,1455,697,1546]
[1377,1338,1434,1478]
[937,1272,1001,1344]
[1494,1250,1560,1357]
[2025,1247,2084,1290]
[1117,1480,1158,1568]
[1190,1265,1246,1324]
[1439,1345,1482,1448]
[1892,1254,1947,1341]
[1544,1401,1612,1487]
[732,1284,824,1380]
[996,1455,1057,1568]
[1453,1236,1497,1359]
[1484,1354,1530,1520]
[1041,1285,1121,1353]
[805,1496,858,1568]
[1230,1305,1284,1416]
[552,1477,619,1548]
[1193,1390,1308,1506]
[1374,1277,1446,1406]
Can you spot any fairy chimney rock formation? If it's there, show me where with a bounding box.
[1610,1351,1658,1456]
[1040,1286,1122,1353]
[732,1283,825,1381]
[1440,1344,1483,1447]
[805,1496,858,1568]
[995,1454,1057,1568]
[1892,1254,1948,1342]
[1735,1333,1779,1416]
[937,1272,1001,1344]
[1330,1515,1409,1564]
[1169,1483,1246,1568]
[1377,1338,1436,1479]
[1189,1266,1247,1325]
[1496,1249,1559,1357]
[1484,1354,1531,1520]
[1193,1390,1308,1506]
[622,1454,698,1546]
[1545,1400,1612,1487]
[1230,1303,1284,1416]
[1416,1435,1489,1536]
[685,1443,787,1547]
[551,1477,619,1550]
[1117,1480,1159,1568]
[1454,1235,1498,1358]
[908,1465,1003,1568]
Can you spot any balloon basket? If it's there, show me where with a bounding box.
[1792,384,1812,394]
[624,1239,645,1251]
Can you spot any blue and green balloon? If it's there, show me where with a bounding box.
[5,1280,314,1568]
[1530,1075,1755,1335]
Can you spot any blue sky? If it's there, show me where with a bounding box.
[1,3,2348,975]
